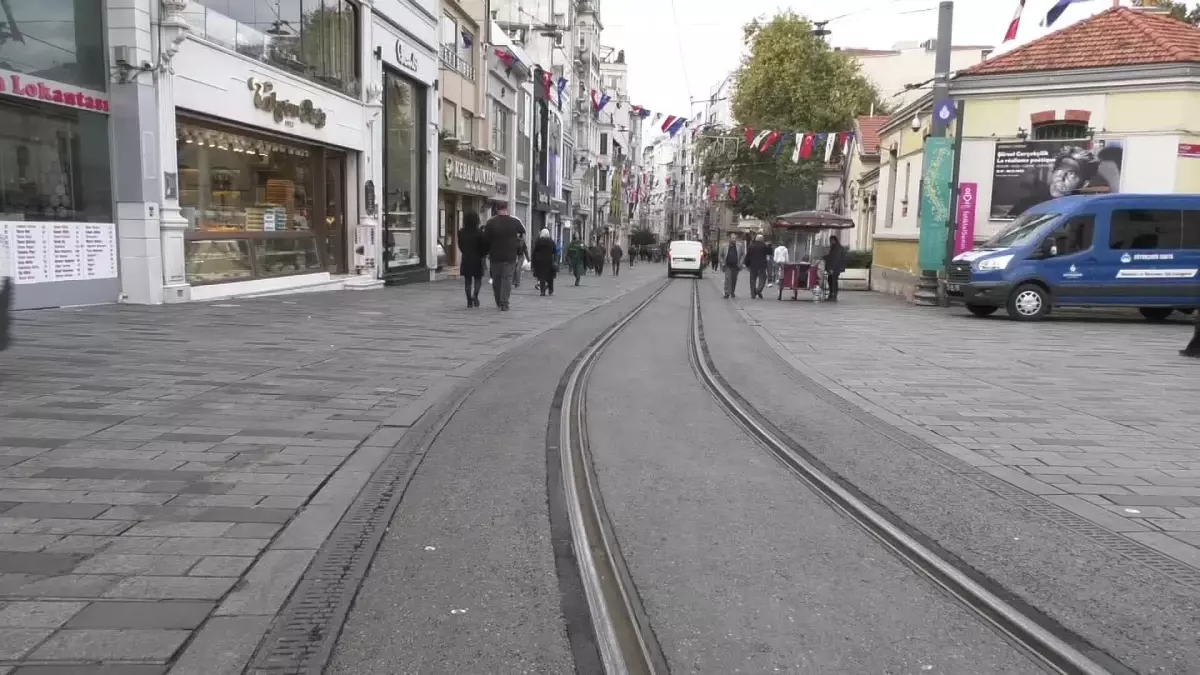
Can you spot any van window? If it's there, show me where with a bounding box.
[1181,210,1200,249]
[982,212,1059,248]
[1110,209,1183,250]
[1048,215,1094,256]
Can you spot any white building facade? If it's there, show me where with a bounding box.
[2,0,445,310]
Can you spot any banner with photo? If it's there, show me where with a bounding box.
[989,139,1123,219]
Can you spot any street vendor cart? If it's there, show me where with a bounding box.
[771,210,855,302]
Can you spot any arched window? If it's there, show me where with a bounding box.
[1032,121,1090,141]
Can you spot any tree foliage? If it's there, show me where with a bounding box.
[698,12,886,221]
[629,228,657,247]
[1135,0,1200,24]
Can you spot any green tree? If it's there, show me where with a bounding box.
[1134,0,1200,23]
[699,12,885,221]
[630,228,657,247]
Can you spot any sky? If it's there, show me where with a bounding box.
[598,0,1131,134]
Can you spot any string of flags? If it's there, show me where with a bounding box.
[738,127,857,164]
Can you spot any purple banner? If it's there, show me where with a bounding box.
[955,182,978,255]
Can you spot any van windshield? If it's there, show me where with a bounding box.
[982,212,1060,248]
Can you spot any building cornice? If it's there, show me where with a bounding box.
[951,64,1200,97]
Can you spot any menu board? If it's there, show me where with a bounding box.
[1,222,118,284]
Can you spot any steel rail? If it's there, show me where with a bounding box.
[687,281,1120,675]
[560,279,672,675]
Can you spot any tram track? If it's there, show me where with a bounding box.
[549,276,1133,675]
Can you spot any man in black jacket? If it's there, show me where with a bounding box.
[745,234,771,299]
[482,205,525,310]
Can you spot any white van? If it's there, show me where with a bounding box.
[0,230,10,350]
[667,240,704,278]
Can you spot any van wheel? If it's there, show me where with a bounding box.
[1005,284,1050,321]
[1139,307,1174,322]
[696,270,703,279]
[966,304,998,317]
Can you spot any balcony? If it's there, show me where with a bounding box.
[440,44,475,80]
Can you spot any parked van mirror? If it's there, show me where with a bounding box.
[1049,244,1058,257]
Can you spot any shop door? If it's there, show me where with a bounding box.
[321,151,348,274]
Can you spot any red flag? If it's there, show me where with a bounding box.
[759,131,782,153]
[494,48,515,68]
[729,185,739,201]
[542,71,553,98]
[709,184,717,201]
[662,115,677,132]
[745,128,755,146]
[1004,0,1025,42]
[799,134,816,160]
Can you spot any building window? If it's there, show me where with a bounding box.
[441,14,457,45]
[438,13,474,79]
[441,100,457,137]
[185,0,360,97]
[460,109,474,145]
[0,100,112,223]
[491,101,510,157]
[0,0,106,90]
[600,132,608,155]
[1032,122,1090,141]
[383,70,426,269]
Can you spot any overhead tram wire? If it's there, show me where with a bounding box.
[668,0,693,106]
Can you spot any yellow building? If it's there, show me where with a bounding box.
[870,5,1200,297]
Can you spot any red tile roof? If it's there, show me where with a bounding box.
[964,7,1200,76]
[855,116,888,156]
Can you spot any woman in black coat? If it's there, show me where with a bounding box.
[458,212,486,307]
[531,228,558,296]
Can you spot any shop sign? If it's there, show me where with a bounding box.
[364,180,378,216]
[395,41,420,73]
[1180,143,1200,158]
[496,176,510,197]
[517,184,530,203]
[535,185,551,209]
[0,68,109,113]
[247,78,327,129]
[442,157,499,196]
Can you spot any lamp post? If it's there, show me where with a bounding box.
[914,0,953,307]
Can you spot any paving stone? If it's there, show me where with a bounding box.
[215,550,314,616]
[3,504,108,520]
[73,554,199,576]
[0,629,53,659]
[0,602,87,628]
[167,615,272,675]
[29,628,189,661]
[123,522,234,538]
[66,600,213,629]
[10,575,121,599]
[11,665,166,675]
[0,553,86,575]
[188,556,254,577]
[0,536,65,553]
[16,520,131,537]
[223,523,281,539]
[103,575,236,600]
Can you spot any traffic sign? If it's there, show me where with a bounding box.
[934,98,957,124]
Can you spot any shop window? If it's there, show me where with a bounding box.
[1110,209,1183,250]
[383,70,426,270]
[186,0,360,97]
[0,0,106,90]
[176,118,346,283]
[0,100,112,223]
[1032,122,1089,141]
[600,133,608,155]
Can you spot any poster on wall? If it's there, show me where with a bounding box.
[1,222,117,284]
[989,140,1123,219]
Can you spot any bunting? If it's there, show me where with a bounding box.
[661,115,678,132]
[666,117,686,137]
[494,48,515,68]
[556,77,568,110]
[697,123,858,165]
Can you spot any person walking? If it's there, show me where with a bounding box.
[609,242,623,276]
[771,240,789,286]
[823,234,846,302]
[532,228,558,296]
[482,204,525,311]
[567,235,587,286]
[722,233,744,299]
[512,233,529,289]
[709,245,720,271]
[457,212,486,308]
[591,243,604,276]
[745,234,771,299]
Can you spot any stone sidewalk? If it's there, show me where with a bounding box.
[729,286,1200,569]
[0,265,660,675]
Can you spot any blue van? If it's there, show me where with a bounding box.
[947,194,1200,321]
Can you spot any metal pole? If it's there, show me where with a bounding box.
[941,100,966,307]
[915,0,954,305]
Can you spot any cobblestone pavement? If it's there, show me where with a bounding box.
[0,265,659,674]
[729,286,1200,569]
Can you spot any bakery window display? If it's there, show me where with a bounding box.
[184,238,254,283]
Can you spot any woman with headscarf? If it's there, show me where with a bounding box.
[458,212,486,307]
[531,228,558,296]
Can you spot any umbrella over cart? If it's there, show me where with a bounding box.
[770,210,855,302]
